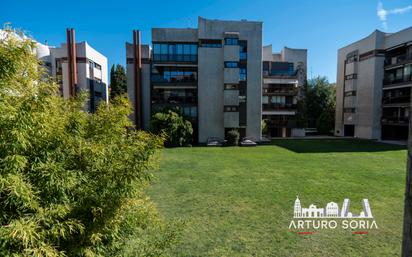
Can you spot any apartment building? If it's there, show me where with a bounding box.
[335,27,412,140]
[127,17,262,143]
[36,29,108,112]
[262,45,307,137]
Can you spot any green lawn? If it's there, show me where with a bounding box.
[147,139,407,257]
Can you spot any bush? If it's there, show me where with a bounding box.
[0,29,180,257]
[226,130,240,146]
[150,110,193,147]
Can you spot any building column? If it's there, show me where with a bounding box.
[402,90,412,257]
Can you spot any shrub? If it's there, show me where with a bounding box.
[150,110,193,147]
[0,28,180,257]
[226,130,240,146]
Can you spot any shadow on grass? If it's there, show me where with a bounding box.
[271,139,406,153]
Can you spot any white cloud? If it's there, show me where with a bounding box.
[377,1,412,30]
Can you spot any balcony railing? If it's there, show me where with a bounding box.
[383,74,412,86]
[385,53,412,66]
[151,75,197,84]
[262,103,297,111]
[382,95,410,105]
[381,117,409,125]
[263,88,297,95]
[152,54,197,63]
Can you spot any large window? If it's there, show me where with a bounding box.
[199,39,222,48]
[224,61,238,68]
[271,62,294,76]
[240,68,247,81]
[151,89,197,105]
[224,38,238,45]
[151,66,197,83]
[239,40,247,60]
[152,43,197,62]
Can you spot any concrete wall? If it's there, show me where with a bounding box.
[335,30,386,139]
[197,17,262,142]
[152,28,198,42]
[198,47,224,142]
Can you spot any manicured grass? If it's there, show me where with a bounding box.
[147,139,407,256]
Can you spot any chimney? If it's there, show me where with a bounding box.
[66,28,77,97]
[133,30,142,129]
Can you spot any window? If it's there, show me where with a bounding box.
[270,96,286,105]
[224,38,238,45]
[224,61,238,68]
[240,68,247,80]
[152,43,197,62]
[346,55,358,64]
[344,108,356,113]
[224,105,239,112]
[224,84,238,90]
[239,40,247,60]
[94,63,102,70]
[344,90,356,97]
[344,74,357,80]
[270,62,294,76]
[199,39,222,48]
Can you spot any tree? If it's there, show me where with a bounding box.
[110,64,127,99]
[150,110,193,147]
[0,28,180,256]
[305,76,336,133]
[295,80,309,128]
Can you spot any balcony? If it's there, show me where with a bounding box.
[263,88,297,96]
[382,95,410,105]
[383,74,412,87]
[381,116,409,126]
[385,53,412,67]
[151,74,197,83]
[152,54,197,63]
[262,103,297,111]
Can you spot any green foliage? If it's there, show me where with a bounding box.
[261,120,269,136]
[225,130,240,146]
[303,76,336,132]
[150,110,193,147]
[316,108,335,134]
[0,29,180,257]
[295,81,309,128]
[110,64,127,99]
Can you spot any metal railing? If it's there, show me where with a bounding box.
[385,53,412,66]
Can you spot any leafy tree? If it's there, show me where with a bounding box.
[0,28,180,256]
[150,110,193,147]
[110,64,127,99]
[304,76,336,133]
[295,80,309,128]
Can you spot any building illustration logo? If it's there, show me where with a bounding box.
[289,197,378,233]
[293,196,373,219]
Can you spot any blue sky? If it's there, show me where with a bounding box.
[2,0,412,82]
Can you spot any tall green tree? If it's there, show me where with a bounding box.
[0,29,180,256]
[110,64,127,99]
[305,76,336,133]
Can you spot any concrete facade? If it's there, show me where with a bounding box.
[126,17,263,143]
[262,45,307,137]
[36,41,108,112]
[335,27,412,140]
